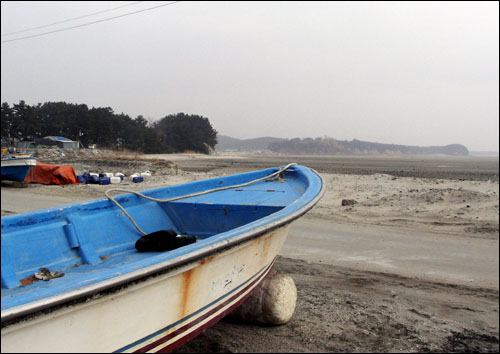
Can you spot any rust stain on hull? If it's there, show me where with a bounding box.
[199,255,216,266]
[166,225,290,344]
[181,268,196,318]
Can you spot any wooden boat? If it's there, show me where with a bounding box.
[1,164,324,352]
[1,154,37,182]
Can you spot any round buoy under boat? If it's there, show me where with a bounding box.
[228,274,297,326]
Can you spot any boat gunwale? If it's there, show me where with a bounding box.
[1,156,37,165]
[1,166,325,323]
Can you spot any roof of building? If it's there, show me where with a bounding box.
[44,136,75,142]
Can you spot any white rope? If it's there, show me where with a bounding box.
[105,163,297,236]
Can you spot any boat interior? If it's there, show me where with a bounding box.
[1,167,316,312]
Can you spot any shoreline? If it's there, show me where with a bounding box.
[4,152,498,239]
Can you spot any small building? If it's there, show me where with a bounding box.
[36,136,80,149]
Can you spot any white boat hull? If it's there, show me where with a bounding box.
[1,224,291,353]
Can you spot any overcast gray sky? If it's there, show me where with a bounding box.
[1,1,498,151]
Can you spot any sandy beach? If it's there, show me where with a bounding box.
[1,150,499,352]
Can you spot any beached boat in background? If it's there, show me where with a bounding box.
[1,154,37,182]
[1,164,324,353]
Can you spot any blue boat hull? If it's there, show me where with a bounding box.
[1,165,32,181]
[1,156,37,182]
[1,164,324,352]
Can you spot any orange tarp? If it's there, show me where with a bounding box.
[25,162,81,185]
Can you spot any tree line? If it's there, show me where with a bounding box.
[1,101,218,154]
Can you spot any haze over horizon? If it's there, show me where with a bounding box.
[1,1,498,151]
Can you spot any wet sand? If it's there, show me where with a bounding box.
[1,150,498,352]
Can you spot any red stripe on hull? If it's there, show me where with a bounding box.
[155,282,260,353]
[132,260,275,353]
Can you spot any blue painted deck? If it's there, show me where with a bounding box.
[1,165,323,314]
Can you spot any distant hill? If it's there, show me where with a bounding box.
[216,135,469,156]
